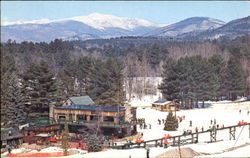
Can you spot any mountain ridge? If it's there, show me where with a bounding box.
[1,13,249,42]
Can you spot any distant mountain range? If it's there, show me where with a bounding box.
[1,13,249,42]
[179,16,250,40]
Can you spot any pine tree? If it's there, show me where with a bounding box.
[5,74,27,127]
[164,111,178,131]
[87,135,102,152]
[159,59,180,100]
[1,48,16,125]
[21,60,57,116]
[224,57,245,100]
[97,59,125,106]
[87,58,125,106]
[208,54,226,99]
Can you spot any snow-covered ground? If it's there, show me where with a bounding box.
[3,101,250,158]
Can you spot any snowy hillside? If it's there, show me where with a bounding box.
[125,77,163,106]
[69,13,165,30]
[146,17,225,37]
[1,13,165,42]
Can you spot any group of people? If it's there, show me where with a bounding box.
[239,109,249,115]
[181,118,228,135]
[139,123,151,129]
[157,119,165,125]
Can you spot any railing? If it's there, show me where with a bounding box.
[111,123,250,149]
[54,120,134,128]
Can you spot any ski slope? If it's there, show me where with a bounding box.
[2,101,250,158]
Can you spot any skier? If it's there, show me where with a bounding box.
[239,109,241,114]
[180,117,183,122]
[162,119,165,124]
[210,120,213,125]
[146,145,150,158]
[149,124,152,129]
[164,139,168,148]
[140,123,143,129]
[214,119,216,124]
[189,120,192,127]
[247,111,249,115]
[158,119,161,125]
[195,127,198,133]
[201,126,204,132]
[183,130,187,136]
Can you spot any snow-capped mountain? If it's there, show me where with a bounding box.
[68,13,165,30]
[183,16,250,40]
[1,13,165,42]
[1,13,249,43]
[145,17,226,37]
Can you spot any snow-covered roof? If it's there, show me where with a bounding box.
[35,133,50,137]
[69,96,95,105]
[152,100,172,105]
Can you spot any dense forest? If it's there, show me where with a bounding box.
[1,35,250,126]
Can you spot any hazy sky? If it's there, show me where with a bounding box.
[1,1,250,24]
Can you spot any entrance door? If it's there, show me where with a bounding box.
[69,114,73,122]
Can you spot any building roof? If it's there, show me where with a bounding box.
[1,128,23,141]
[153,100,173,105]
[55,105,126,112]
[35,133,51,137]
[69,96,95,105]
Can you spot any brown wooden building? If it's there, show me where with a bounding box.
[152,100,180,112]
[53,105,137,138]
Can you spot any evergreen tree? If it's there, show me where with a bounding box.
[164,111,178,131]
[224,57,245,100]
[87,135,102,152]
[208,54,226,99]
[97,59,125,106]
[1,47,16,124]
[21,60,57,115]
[160,56,220,107]
[5,74,27,127]
[159,59,181,100]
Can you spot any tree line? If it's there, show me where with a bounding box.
[1,35,250,127]
[159,54,246,107]
[1,55,124,127]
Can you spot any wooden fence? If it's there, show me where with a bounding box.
[111,123,250,149]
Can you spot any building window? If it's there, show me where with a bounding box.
[58,115,66,120]
[103,116,114,122]
[77,114,87,121]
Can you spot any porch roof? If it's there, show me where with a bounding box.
[55,105,126,112]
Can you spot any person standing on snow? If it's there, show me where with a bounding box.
[7,145,12,154]
[164,139,168,148]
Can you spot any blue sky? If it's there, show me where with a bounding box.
[1,1,250,24]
